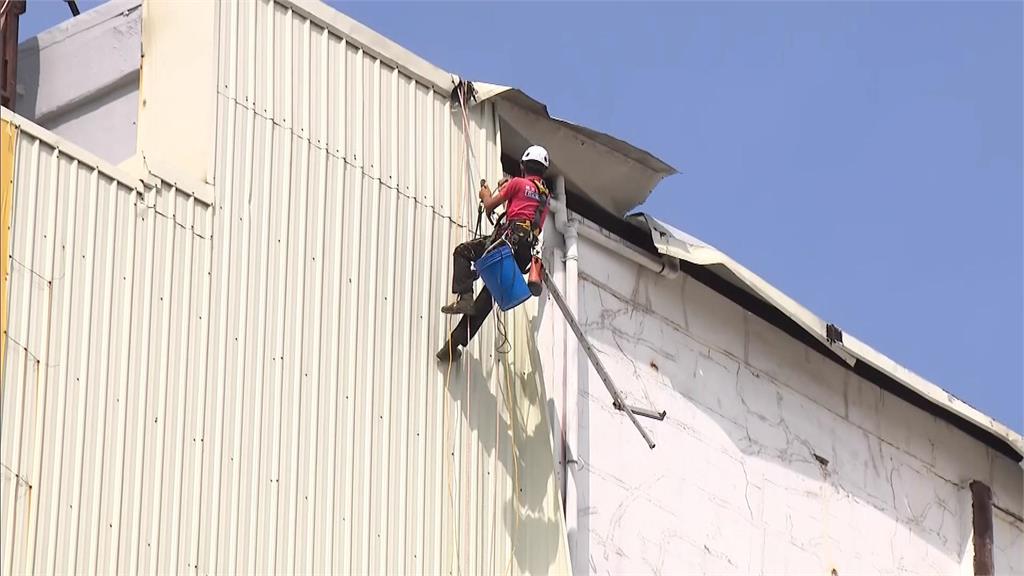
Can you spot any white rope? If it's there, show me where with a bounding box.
[456,83,484,189]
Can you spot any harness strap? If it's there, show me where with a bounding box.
[529,176,550,235]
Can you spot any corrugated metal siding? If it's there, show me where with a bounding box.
[0,114,214,575]
[1,0,569,573]
[202,1,567,574]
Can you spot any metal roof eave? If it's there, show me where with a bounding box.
[278,0,459,92]
[475,83,677,216]
[631,213,1024,463]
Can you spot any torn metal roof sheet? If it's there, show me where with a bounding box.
[474,83,677,216]
[630,213,1024,462]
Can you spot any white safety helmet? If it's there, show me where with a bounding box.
[521,145,549,169]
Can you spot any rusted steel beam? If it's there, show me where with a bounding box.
[1,0,27,110]
[970,480,994,576]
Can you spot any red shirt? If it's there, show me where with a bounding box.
[500,176,548,229]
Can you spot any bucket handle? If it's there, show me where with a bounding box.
[482,235,512,257]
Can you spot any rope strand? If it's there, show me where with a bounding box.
[496,315,521,576]
[448,79,522,574]
[442,86,474,575]
[442,313,461,576]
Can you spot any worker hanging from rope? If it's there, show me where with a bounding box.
[436,145,551,362]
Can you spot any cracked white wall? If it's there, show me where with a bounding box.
[995,509,1023,576]
[571,234,1023,576]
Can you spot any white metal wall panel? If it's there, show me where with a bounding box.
[0,115,214,575]
[1,0,568,573]
[203,1,568,574]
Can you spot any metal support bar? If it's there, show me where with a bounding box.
[1,0,27,110]
[66,1,81,17]
[542,269,657,449]
[615,402,666,421]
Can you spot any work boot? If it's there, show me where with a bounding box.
[436,342,462,363]
[441,293,475,315]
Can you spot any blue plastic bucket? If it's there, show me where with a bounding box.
[476,244,531,311]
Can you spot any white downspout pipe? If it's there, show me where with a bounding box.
[550,174,580,574]
[550,184,676,576]
[565,214,581,576]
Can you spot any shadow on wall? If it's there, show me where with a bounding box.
[435,311,565,575]
[13,32,140,164]
[12,38,39,118]
[576,273,982,574]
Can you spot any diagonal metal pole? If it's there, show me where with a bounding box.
[542,269,656,449]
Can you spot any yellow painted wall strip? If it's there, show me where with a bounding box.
[0,118,17,389]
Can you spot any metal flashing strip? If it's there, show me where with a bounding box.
[0,109,211,206]
[2,108,141,186]
[276,0,456,92]
[631,212,1024,462]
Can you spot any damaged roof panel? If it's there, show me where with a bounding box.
[475,83,676,216]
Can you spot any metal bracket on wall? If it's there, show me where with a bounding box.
[542,268,662,449]
[614,402,666,421]
[1,0,28,110]
[826,323,843,345]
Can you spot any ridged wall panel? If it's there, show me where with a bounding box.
[201,1,567,574]
[0,113,214,575]
[0,0,569,573]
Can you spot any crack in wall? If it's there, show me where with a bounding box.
[582,274,981,489]
[578,271,1019,575]
[739,459,755,521]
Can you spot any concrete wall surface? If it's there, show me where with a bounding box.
[572,234,1023,575]
[14,0,141,164]
[995,508,1023,575]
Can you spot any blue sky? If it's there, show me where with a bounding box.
[19,2,1023,433]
